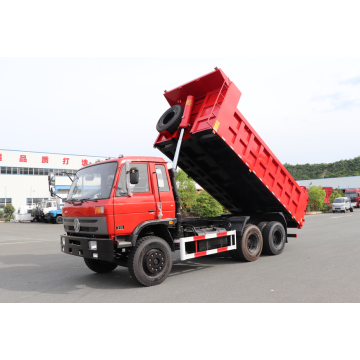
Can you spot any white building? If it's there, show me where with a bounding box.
[0,149,108,211]
[296,175,360,190]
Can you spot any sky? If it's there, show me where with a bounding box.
[1,57,359,165]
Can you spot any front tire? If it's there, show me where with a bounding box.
[128,236,172,287]
[350,207,354,212]
[231,224,263,262]
[262,221,286,255]
[56,216,63,224]
[84,258,118,273]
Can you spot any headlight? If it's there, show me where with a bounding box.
[88,241,97,250]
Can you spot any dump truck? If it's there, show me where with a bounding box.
[53,68,308,286]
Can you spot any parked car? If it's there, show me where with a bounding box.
[332,197,353,213]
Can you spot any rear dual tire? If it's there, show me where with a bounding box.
[231,224,263,262]
[262,221,286,255]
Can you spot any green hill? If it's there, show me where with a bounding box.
[284,157,360,180]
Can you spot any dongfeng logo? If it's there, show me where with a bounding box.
[74,218,80,233]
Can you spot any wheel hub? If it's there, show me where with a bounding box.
[144,249,165,275]
[247,234,259,254]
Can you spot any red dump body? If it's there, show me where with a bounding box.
[155,69,308,229]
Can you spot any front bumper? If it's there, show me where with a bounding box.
[60,235,115,262]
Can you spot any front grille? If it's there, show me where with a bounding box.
[64,216,107,235]
[64,219,97,224]
[80,226,98,232]
[68,226,98,232]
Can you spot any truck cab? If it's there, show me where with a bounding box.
[62,156,176,242]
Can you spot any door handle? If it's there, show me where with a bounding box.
[149,210,155,212]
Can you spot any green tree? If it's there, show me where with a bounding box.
[191,191,224,218]
[3,204,15,218]
[0,210,4,218]
[307,186,326,211]
[284,156,360,180]
[329,188,344,204]
[175,169,197,216]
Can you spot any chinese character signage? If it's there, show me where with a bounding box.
[63,158,69,165]
[42,156,49,163]
[82,159,88,166]
[19,155,27,162]
[0,153,2,161]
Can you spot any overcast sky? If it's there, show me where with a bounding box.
[1,57,359,165]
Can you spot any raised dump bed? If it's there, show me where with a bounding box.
[154,68,308,229]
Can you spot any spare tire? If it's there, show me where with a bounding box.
[156,104,184,135]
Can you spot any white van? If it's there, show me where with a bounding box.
[14,205,36,222]
[332,197,353,213]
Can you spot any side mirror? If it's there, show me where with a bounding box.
[130,167,139,184]
[48,173,55,186]
[50,187,56,197]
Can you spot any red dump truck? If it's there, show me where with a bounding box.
[52,68,308,286]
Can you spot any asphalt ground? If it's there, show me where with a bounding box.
[0,210,360,303]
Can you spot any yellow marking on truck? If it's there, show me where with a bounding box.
[214,120,220,131]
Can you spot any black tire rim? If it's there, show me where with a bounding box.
[247,233,260,254]
[272,229,283,248]
[143,248,166,276]
[162,110,176,125]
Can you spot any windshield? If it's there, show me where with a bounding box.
[67,162,118,201]
[333,198,345,203]
[345,192,357,198]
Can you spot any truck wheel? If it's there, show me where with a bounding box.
[156,104,184,135]
[231,224,263,262]
[128,236,172,287]
[257,221,268,234]
[56,216,63,224]
[262,221,286,255]
[350,207,354,212]
[84,258,118,273]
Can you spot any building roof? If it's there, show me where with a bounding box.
[296,175,360,189]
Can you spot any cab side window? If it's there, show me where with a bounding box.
[155,165,169,192]
[132,164,150,193]
[116,163,150,196]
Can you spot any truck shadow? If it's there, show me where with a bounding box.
[0,251,269,298]
[169,252,253,277]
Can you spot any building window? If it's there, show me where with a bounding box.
[0,166,77,176]
[0,198,12,209]
[26,198,48,205]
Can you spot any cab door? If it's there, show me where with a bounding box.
[150,163,175,219]
[113,162,156,237]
